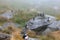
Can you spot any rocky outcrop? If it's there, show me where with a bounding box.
[40,21,60,35]
[26,14,56,29]
[26,13,60,35]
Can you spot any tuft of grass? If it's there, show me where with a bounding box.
[1,25,24,40]
[56,15,60,20]
[27,30,37,38]
[38,31,60,40]
[10,27,23,40]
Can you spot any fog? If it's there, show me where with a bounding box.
[0,0,60,8]
[0,0,60,15]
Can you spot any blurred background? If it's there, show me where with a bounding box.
[0,0,60,40]
[0,0,60,15]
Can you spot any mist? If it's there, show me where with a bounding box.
[0,0,60,15]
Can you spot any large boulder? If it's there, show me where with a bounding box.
[26,14,59,35]
[26,14,56,30]
[48,21,60,30]
[36,20,60,35]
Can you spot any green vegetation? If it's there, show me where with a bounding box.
[0,5,60,40]
[12,10,37,27]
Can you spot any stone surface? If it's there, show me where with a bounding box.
[0,33,11,40]
[26,14,60,35]
[26,14,56,30]
[0,10,14,20]
[0,22,20,31]
[28,37,39,40]
[1,22,20,29]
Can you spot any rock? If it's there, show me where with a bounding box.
[26,13,59,35]
[0,10,14,20]
[0,26,4,31]
[26,13,56,30]
[0,33,11,40]
[42,28,54,35]
[28,37,39,40]
[48,21,60,30]
[36,20,60,35]
[1,22,20,29]
[26,14,56,30]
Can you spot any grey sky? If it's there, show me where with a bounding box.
[0,0,60,9]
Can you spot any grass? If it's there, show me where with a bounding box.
[0,6,60,40]
[12,10,37,27]
[56,15,60,20]
[27,30,37,38]
[10,26,24,40]
[36,31,60,40]
[12,10,60,27]
[1,26,24,40]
